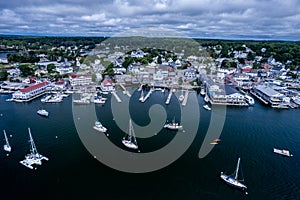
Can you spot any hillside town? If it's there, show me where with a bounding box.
[0,37,300,108]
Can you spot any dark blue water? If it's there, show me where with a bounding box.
[0,90,299,200]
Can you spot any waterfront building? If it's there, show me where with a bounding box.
[100,77,115,92]
[69,73,92,86]
[254,85,287,107]
[12,81,50,102]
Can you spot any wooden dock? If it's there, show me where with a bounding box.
[181,90,189,106]
[165,89,173,105]
[111,91,122,103]
[250,90,269,105]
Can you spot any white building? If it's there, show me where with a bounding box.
[69,74,92,86]
[12,81,50,102]
[100,78,115,92]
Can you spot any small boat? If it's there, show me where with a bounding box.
[200,87,205,96]
[210,142,218,145]
[179,95,184,102]
[204,95,209,103]
[163,117,183,130]
[203,104,211,110]
[93,121,107,133]
[37,109,49,117]
[122,119,139,150]
[3,130,11,152]
[94,98,106,104]
[273,148,293,157]
[20,128,48,169]
[220,157,247,192]
[244,95,255,106]
[214,138,221,142]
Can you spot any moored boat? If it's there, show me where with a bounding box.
[93,121,107,132]
[37,109,49,117]
[220,157,247,192]
[122,119,139,150]
[203,104,211,110]
[163,117,183,130]
[3,130,11,152]
[273,148,293,157]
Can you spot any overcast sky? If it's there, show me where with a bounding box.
[0,0,300,40]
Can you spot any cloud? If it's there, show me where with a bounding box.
[0,0,299,40]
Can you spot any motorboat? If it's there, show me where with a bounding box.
[37,109,49,117]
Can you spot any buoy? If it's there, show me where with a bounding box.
[55,136,58,139]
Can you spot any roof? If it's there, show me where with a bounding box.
[102,79,114,86]
[19,81,49,93]
[256,85,282,97]
[225,85,239,95]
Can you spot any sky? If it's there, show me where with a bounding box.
[0,0,300,40]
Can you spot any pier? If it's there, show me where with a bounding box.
[111,91,122,103]
[181,90,189,106]
[141,88,153,103]
[119,83,131,97]
[165,89,173,105]
[250,90,268,105]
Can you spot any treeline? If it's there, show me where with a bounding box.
[196,39,300,67]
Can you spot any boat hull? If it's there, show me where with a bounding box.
[220,173,247,191]
[122,140,138,149]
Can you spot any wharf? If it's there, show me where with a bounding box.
[181,90,189,106]
[166,89,173,105]
[141,88,153,103]
[111,91,122,103]
[250,90,269,105]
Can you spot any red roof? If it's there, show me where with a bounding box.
[20,81,49,93]
[102,79,114,86]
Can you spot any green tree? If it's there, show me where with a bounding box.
[19,64,34,77]
[47,64,56,73]
[0,70,8,81]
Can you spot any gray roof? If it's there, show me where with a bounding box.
[256,85,282,97]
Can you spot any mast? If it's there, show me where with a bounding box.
[235,157,241,180]
[3,130,9,146]
[28,128,38,155]
[128,119,132,142]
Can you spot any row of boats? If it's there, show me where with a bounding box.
[41,93,69,103]
[3,128,48,169]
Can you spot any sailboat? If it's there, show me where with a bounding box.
[220,157,247,192]
[3,130,11,152]
[122,119,139,150]
[163,117,183,130]
[20,128,48,169]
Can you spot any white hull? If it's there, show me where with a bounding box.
[93,126,107,132]
[4,144,11,152]
[37,109,49,117]
[122,139,138,149]
[220,173,247,190]
[164,124,183,130]
[203,105,211,110]
[273,148,292,157]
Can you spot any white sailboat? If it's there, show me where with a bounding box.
[122,119,139,150]
[163,117,183,130]
[3,130,11,152]
[220,157,247,192]
[20,128,48,169]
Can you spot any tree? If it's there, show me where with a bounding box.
[47,64,56,73]
[0,70,8,81]
[19,64,34,77]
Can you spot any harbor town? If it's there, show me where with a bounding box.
[0,37,300,109]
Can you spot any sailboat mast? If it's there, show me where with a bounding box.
[28,128,38,155]
[3,130,9,145]
[235,157,241,180]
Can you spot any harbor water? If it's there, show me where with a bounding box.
[0,89,299,199]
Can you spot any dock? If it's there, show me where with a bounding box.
[141,88,153,103]
[165,89,173,105]
[181,90,189,106]
[119,83,131,97]
[111,91,122,103]
[250,90,268,105]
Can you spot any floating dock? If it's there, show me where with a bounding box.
[111,91,122,103]
[165,89,173,105]
[141,88,153,103]
[181,90,189,106]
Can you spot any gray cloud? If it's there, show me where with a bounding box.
[0,0,299,40]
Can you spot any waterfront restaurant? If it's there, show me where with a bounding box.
[254,85,286,107]
[12,81,50,102]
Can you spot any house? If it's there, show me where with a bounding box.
[12,81,50,102]
[69,73,92,86]
[100,77,115,92]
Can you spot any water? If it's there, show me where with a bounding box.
[0,90,299,199]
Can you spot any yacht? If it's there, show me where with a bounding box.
[93,121,107,132]
[220,157,247,192]
[122,119,139,150]
[244,95,255,106]
[164,117,183,130]
[37,109,49,117]
[273,148,293,157]
[203,104,211,110]
[20,128,49,169]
